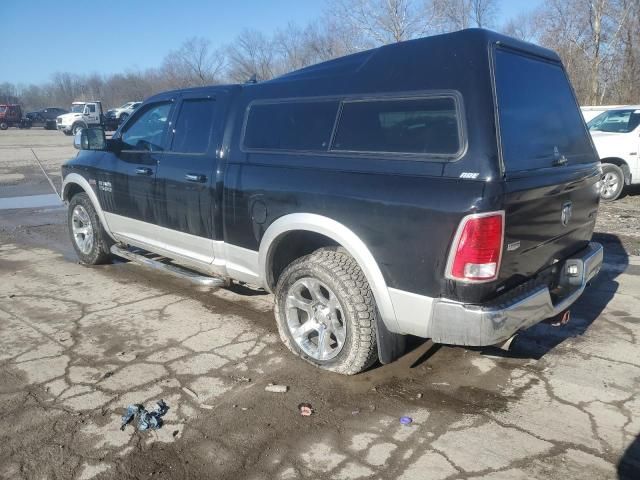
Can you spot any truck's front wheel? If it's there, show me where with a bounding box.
[274,247,378,375]
[68,193,113,265]
[72,123,86,136]
[0,122,8,130]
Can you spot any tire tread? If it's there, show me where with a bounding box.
[274,247,378,375]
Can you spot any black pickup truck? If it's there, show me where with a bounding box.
[61,29,603,375]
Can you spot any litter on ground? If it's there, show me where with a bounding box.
[265,384,288,393]
[298,403,313,416]
[120,400,169,431]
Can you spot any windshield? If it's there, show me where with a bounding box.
[588,109,640,133]
[0,106,6,114]
[71,104,85,113]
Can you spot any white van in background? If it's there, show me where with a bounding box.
[587,106,640,201]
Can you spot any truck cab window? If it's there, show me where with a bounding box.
[121,102,172,152]
[171,98,216,154]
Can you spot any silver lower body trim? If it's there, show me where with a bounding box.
[104,213,261,284]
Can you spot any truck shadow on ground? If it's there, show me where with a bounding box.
[622,184,640,198]
[481,233,627,361]
[619,434,640,479]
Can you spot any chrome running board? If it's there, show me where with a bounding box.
[110,245,227,288]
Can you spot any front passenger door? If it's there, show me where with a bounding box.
[101,101,174,240]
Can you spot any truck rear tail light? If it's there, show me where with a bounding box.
[446,212,504,282]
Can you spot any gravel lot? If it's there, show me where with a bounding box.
[0,129,638,479]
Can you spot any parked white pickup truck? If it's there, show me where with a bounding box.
[587,106,640,201]
[581,105,627,122]
[105,101,142,124]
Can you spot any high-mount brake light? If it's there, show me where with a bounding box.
[446,212,504,282]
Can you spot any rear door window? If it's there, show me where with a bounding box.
[494,48,595,172]
[331,96,461,156]
[243,100,339,151]
[171,98,216,154]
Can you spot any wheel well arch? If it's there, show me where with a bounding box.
[266,230,339,289]
[600,157,631,185]
[61,173,114,239]
[63,182,85,202]
[258,213,400,333]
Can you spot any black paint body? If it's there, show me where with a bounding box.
[62,29,600,304]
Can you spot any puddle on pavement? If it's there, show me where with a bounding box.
[0,194,62,210]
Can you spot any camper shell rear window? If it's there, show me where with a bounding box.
[494,47,595,172]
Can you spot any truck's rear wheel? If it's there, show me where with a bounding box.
[274,247,378,375]
[68,192,112,265]
[0,122,8,130]
[600,164,624,202]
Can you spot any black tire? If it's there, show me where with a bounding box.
[600,163,624,202]
[68,192,113,265]
[274,247,378,375]
[63,130,73,136]
[0,122,8,130]
[119,113,129,123]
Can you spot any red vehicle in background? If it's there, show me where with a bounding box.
[0,104,32,130]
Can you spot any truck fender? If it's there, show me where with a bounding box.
[62,173,114,239]
[258,213,402,334]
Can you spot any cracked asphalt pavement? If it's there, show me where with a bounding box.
[0,130,639,479]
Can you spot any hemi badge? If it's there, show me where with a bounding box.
[507,241,520,251]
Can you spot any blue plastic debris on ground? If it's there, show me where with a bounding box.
[120,400,169,431]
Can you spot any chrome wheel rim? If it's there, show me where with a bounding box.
[601,172,619,199]
[71,205,94,254]
[285,277,346,361]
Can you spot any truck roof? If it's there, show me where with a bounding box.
[149,28,560,100]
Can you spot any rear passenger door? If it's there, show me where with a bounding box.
[154,93,224,265]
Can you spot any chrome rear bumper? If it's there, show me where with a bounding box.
[426,242,604,346]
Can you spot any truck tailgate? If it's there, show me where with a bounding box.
[499,164,601,286]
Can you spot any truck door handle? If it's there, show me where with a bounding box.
[185,173,206,183]
[135,167,153,175]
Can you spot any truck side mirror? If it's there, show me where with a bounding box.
[74,127,107,151]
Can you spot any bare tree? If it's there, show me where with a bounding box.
[429,0,499,31]
[533,0,632,105]
[0,83,20,104]
[501,11,541,42]
[161,37,226,88]
[331,0,431,45]
[227,30,278,82]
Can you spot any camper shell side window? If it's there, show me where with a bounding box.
[241,92,466,162]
